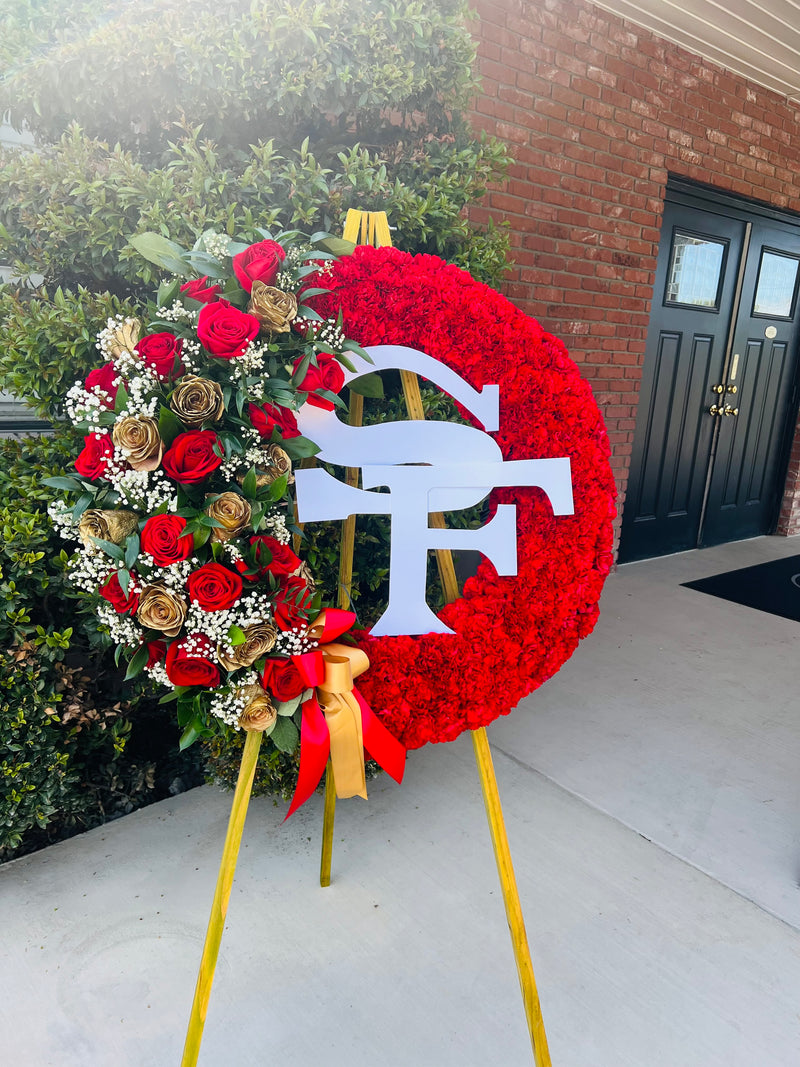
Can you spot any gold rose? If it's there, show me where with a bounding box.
[237,682,278,732]
[107,318,142,360]
[247,281,298,334]
[78,509,139,549]
[205,492,252,544]
[217,621,278,672]
[170,375,225,428]
[112,415,164,472]
[136,585,187,638]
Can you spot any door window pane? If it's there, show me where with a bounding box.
[752,249,800,318]
[665,231,726,309]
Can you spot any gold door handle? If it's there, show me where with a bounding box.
[722,405,738,416]
[709,404,722,416]
[726,385,738,395]
[711,384,725,394]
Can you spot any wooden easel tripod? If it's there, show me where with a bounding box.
[180,211,552,1067]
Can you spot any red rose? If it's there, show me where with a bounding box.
[187,562,243,611]
[197,300,260,359]
[161,430,223,484]
[75,433,114,480]
[99,571,139,614]
[234,536,301,582]
[293,356,345,410]
[232,239,286,293]
[274,575,315,631]
[136,332,184,380]
[165,634,220,688]
[145,639,167,667]
[247,401,300,440]
[85,363,119,408]
[180,276,221,304]
[262,657,306,702]
[141,514,194,565]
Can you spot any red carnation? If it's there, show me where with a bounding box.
[136,332,184,380]
[293,355,345,410]
[262,657,306,702]
[180,276,222,304]
[75,433,114,481]
[84,363,119,408]
[165,634,220,688]
[247,401,300,440]
[197,299,260,360]
[161,430,223,485]
[99,571,139,615]
[274,575,315,631]
[141,514,194,566]
[187,562,243,611]
[232,239,286,293]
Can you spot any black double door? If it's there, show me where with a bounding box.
[620,184,800,562]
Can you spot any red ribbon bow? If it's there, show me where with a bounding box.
[285,608,406,819]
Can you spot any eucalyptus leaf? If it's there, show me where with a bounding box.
[43,475,82,492]
[158,405,185,446]
[129,232,190,275]
[90,536,125,561]
[274,694,303,717]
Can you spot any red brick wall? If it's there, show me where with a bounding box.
[467,0,800,539]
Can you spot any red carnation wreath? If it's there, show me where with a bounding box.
[312,245,616,750]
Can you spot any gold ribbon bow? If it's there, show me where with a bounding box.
[314,641,370,800]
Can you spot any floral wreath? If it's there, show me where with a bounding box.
[315,246,617,750]
[47,231,615,808]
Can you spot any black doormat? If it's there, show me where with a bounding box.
[682,554,800,622]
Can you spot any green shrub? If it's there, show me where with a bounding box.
[0,0,512,828]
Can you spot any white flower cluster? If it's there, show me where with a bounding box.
[107,465,177,511]
[142,557,193,592]
[202,232,232,261]
[229,340,269,380]
[275,245,311,291]
[65,381,118,429]
[156,301,199,326]
[273,626,318,658]
[48,500,81,539]
[115,373,161,420]
[186,589,273,661]
[208,670,260,728]
[145,662,171,689]
[97,600,141,649]
[308,317,346,353]
[261,510,291,544]
[68,547,115,594]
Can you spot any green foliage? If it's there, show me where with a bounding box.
[0,0,512,827]
[1,0,476,156]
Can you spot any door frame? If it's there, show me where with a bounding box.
[621,177,800,560]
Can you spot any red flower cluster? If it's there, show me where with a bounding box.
[309,245,617,750]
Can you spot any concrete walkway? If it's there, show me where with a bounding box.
[2,536,800,1066]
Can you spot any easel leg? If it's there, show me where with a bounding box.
[472,727,552,1067]
[181,730,263,1067]
[319,762,336,887]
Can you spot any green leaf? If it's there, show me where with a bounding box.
[266,473,289,501]
[157,277,181,307]
[158,405,185,446]
[228,625,247,646]
[129,232,190,276]
[313,236,355,256]
[114,381,129,414]
[241,466,258,500]
[43,476,83,492]
[274,693,303,717]
[71,492,94,520]
[117,568,131,596]
[348,373,384,398]
[124,533,140,571]
[269,715,299,753]
[280,435,321,460]
[124,643,149,681]
[178,720,202,751]
[90,536,125,561]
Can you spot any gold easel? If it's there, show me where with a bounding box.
[180,210,552,1067]
[320,209,551,1065]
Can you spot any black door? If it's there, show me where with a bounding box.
[620,186,800,562]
